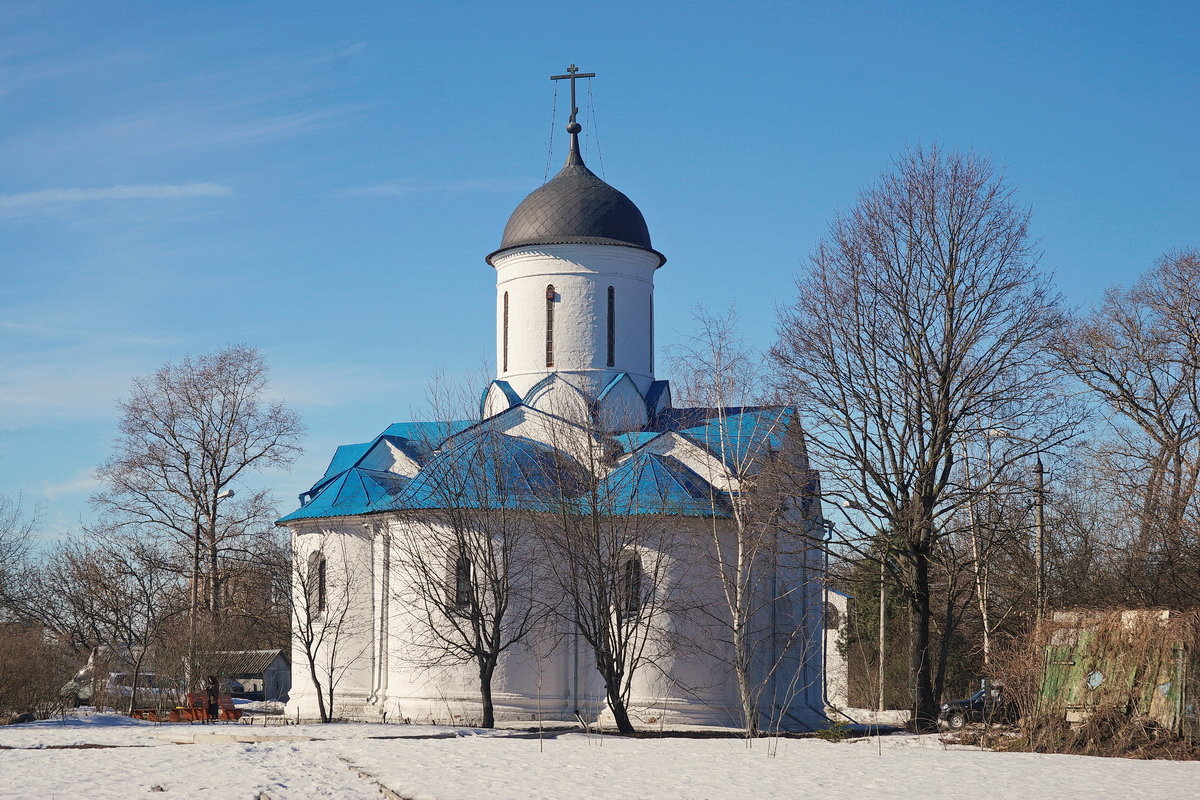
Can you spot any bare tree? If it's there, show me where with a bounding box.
[0,494,36,618]
[54,533,186,715]
[0,622,77,720]
[390,431,546,728]
[772,146,1079,729]
[290,533,369,723]
[92,345,302,678]
[1054,250,1200,606]
[671,307,821,734]
[536,413,683,735]
[371,374,544,728]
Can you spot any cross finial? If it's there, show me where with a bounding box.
[550,63,595,153]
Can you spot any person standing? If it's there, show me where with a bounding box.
[205,675,220,722]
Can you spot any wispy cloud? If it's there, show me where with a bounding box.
[314,42,368,64]
[0,319,181,347]
[174,110,341,147]
[0,182,231,215]
[0,41,149,97]
[42,471,100,500]
[343,178,530,198]
[0,359,137,426]
[4,101,356,172]
[0,182,230,207]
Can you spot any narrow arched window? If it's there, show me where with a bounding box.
[502,291,509,373]
[453,555,472,609]
[824,602,840,631]
[545,284,555,367]
[606,286,615,367]
[620,556,642,618]
[648,292,654,371]
[307,551,326,614]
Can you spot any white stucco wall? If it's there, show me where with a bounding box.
[824,589,850,710]
[286,508,829,731]
[287,523,378,721]
[493,243,658,399]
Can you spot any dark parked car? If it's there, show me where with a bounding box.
[939,685,1016,729]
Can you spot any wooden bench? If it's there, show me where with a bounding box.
[175,692,243,722]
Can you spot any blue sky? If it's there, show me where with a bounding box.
[3,0,1197,541]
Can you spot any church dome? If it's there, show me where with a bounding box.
[486,138,665,266]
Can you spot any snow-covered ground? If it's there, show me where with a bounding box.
[230,698,286,715]
[831,706,913,727]
[2,713,1199,799]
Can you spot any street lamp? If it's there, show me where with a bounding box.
[985,430,1047,624]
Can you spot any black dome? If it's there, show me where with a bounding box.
[486,144,664,266]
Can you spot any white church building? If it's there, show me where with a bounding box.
[280,71,838,731]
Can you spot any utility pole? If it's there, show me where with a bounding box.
[985,430,1050,626]
[963,442,991,671]
[1034,456,1046,625]
[878,555,886,713]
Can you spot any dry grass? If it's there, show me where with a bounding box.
[992,610,1200,760]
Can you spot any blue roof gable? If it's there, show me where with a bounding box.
[613,431,665,453]
[661,407,793,470]
[597,451,728,517]
[315,442,372,487]
[379,421,474,461]
[281,467,410,522]
[279,405,793,524]
[395,430,584,512]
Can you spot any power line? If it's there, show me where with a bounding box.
[587,79,605,180]
[543,82,558,184]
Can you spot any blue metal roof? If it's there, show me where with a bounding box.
[658,407,793,470]
[281,467,410,522]
[314,442,372,488]
[479,380,522,417]
[394,430,584,512]
[613,431,664,453]
[280,405,792,524]
[379,421,474,461]
[643,380,671,414]
[597,451,728,517]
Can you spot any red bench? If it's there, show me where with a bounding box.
[175,692,243,722]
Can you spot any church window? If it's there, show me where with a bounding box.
[452,554,472,609]
[307,551,326,614]
[502,291,509,373]
[606,286,615,367]
[545,284,556,367]
[823,602,840,630]
[649,293,654,371]
[619,555,643,619]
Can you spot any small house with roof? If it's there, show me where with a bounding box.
[279,69,833,730]
[209,650,291,701]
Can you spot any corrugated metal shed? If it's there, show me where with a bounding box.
[208,649,288,676]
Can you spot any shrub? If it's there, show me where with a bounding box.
[0,624,77,721]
